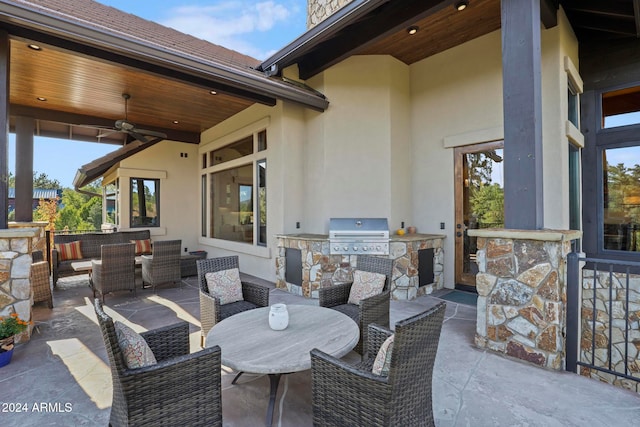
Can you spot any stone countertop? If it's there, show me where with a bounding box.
[390,233,446,241]
[276,233,446,241]
[275,233,328,240]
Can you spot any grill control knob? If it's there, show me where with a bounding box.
[353,247,358,251]
[344,246,349,251]
[363,247,368,251]
[334,246,340,251]
[376,246,381,251]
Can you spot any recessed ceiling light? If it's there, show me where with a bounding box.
[36,97,46,101]
[27,44,42,51]
[407,26,419,35]
[209,90,218,95]
[173,120,179,124]
[455,0,469,11]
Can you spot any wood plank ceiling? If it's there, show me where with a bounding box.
[9,37,255,145]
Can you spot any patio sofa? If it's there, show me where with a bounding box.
[53,230,151,286]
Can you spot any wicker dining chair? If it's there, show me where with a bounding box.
[319,255,394,355]
[31,258,53,308]
[94,299,222,427]
[142,239,182,291]
[197,255,270,347]
[92,243,136,302]
[311,301,446,427]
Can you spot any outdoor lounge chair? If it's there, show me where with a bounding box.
[31,253,52,308]
[318,255,394,355]
[92,243,136,302]
[141,239,182,291]
[310,301,446,427]
[93,299,222,427]
[197,255,270,347]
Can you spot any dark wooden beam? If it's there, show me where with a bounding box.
[9,105,200,144]
[297,0,446,80]
[502,0,544,229]
[15,116,33,222]
[0,30,9,229]
[540,0,558,29]
[634,0,640,37]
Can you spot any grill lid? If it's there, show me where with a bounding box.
[329,218,389,238]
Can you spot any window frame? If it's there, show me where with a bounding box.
[129,177,160,228]
[200,121,268,253]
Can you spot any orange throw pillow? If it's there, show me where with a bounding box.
[131,239,152,255]
[56,241,83,261]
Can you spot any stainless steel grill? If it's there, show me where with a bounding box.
[329,218,389,255]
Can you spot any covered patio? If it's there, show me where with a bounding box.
[2,274,639,426]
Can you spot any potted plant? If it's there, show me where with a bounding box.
[0,312,30,368]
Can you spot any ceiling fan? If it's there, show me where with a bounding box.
[97,93,167,143]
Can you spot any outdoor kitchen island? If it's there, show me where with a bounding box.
[275,233,445,300]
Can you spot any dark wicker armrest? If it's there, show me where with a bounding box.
[91,260,103,287]
[141,321,190,361]
[319,282,353,308]
[364,323,394,362]
[121,345,222,421]
[360,290,390,327]
[241,280,270,307]
[311,348,390,424]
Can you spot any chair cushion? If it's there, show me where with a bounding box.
[347,270,386,305]
[55,241,84,261]
[114,321,157,369]
[329,304,360,324]
[371,334,395,376]
[205,268,244,305]
[219,300,261,320]
[131,239,152,255]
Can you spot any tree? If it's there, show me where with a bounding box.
[8,171,61,189]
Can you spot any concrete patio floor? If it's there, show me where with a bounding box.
[1,273,639,426]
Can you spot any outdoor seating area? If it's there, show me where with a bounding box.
[3,266,639,427]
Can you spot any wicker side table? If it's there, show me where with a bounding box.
[180,251,207,277]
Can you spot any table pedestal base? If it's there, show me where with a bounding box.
[266,373,282,427]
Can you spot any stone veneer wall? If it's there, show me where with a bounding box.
[275,234,445,300]
[0,225,44,343]
[580,269,640,392]
[470,229,580,370]
[307,0,354,28]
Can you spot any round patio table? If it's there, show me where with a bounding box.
[206,304,359,427]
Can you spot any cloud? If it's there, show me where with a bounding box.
[160,1,296,59]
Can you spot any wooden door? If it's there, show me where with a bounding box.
[454,141,504,290]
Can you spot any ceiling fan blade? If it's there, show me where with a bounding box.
[133,128,167,139]
[96,129,120,138]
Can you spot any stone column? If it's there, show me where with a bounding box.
[0,227,40,343]
[469,228,581,370]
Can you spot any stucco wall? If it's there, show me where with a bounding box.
[304,55,412,233]
[409,12,579,288]
[106,140,200,253]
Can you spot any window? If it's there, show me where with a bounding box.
[602,146,640,251]
[257,159,267,245]
[568,82,580,128]
[602,86,640,129]
[204,128,267,245]
[130,178,160,227]
[569,143,581,250]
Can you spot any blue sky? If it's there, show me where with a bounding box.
[9,0,307,188]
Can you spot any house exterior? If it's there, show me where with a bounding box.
[3,0,640,390]
[7,187,61,212]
